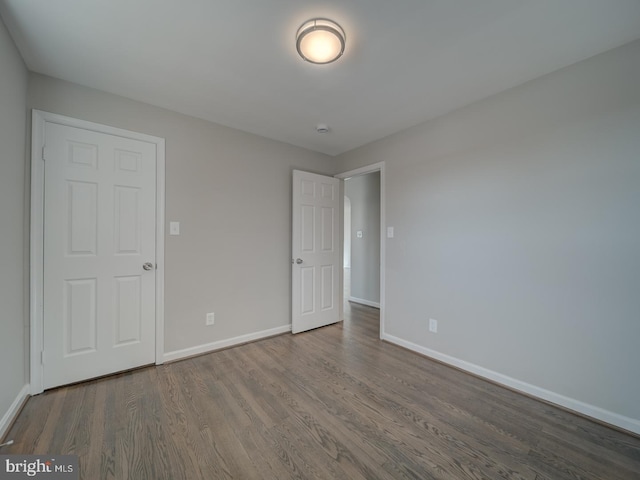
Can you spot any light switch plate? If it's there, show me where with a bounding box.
[387,226,394,238]
[169,221,180,235]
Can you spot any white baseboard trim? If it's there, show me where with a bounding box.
[163,324,292,363]
[348,296,381,309]
[382,333,640,436]
[0,384,29,441]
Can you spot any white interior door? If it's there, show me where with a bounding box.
[292,170,340,333]
[43,122,157,389]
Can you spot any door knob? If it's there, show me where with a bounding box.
[295,258,303,264]
[143,262,154,271]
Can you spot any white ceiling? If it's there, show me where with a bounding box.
[2,0,640,156]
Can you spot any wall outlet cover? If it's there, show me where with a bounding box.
[206,312,215,326]
[429,318,438,333]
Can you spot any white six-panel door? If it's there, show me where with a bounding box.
[42,121,157,389]
[292,170,340,333]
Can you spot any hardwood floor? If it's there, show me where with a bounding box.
[3,303,640,479]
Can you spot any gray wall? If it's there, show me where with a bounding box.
[28,74,336,354]
[0,17,28,432]
[337,40,640,425]
[345,173,380,305]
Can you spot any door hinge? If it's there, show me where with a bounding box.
[42,146,48,161]
[40,351,44,364]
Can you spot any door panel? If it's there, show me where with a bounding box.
[114,275,142,346]
[64,278,97,355]
[67,181,98,255]
[292,170,340,333]
[43,122,157,389]
[114,186,141,254]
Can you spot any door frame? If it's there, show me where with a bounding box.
[335,162,385,338]
[29,110,166,394]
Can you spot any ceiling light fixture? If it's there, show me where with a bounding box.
[296,18,346,64]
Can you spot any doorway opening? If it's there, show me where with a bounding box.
[336,162,385,338]
[343,195,351,299]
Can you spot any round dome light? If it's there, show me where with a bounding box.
[296,19,346,65]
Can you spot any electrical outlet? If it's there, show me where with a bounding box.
[429,318,438,333]
[206,312,215,326]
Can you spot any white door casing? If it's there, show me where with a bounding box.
[292,170,340,334]
[31,110,165,393]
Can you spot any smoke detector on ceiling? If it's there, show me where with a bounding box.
[316,123,330,134]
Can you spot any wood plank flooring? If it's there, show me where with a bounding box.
[3,302,640,479]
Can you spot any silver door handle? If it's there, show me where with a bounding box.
[295,258,303,264]
[143,262,154,271]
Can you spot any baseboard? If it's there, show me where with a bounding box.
[382,333,640,436]
[0,385,29,441]
[348,296,381,309]
[163,324,292,363]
